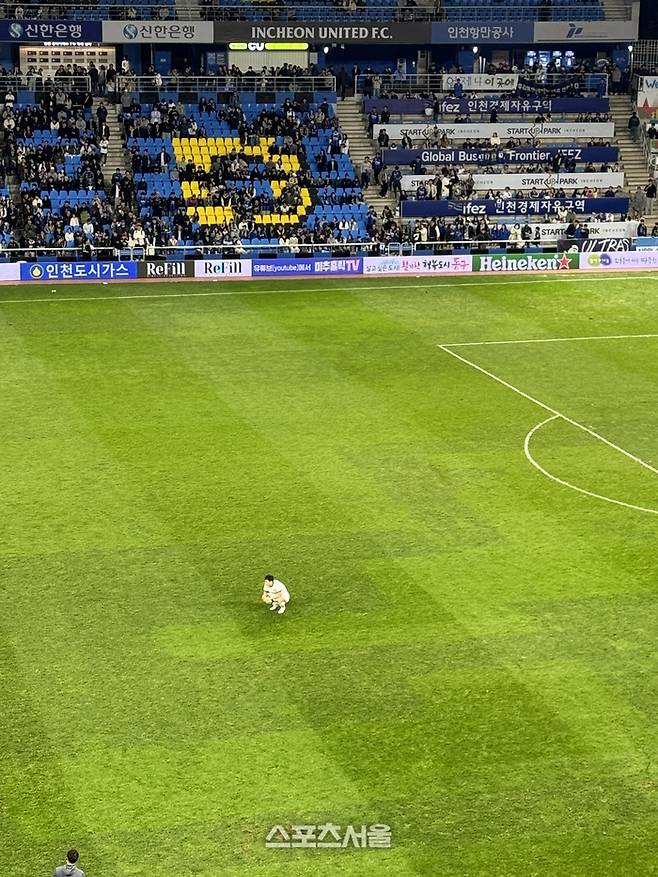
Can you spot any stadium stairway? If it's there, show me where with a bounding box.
[336,96,398,218]
[599,0,629,20]
[176,0,201,17]
[610,94,654,212]
[94,98,132,186]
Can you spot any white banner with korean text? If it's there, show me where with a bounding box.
[440,73,519,92]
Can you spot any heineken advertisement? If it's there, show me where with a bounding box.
[472,253,579,272]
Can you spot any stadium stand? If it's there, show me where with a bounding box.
[344,64,639,252]
[203,0,607,22]
[2,0,615,21]
[0,54,649,260]
[12,1,175,22]
[2,75,136,257]
[121,81,373,257]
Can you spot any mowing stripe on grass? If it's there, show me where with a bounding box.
[0,271,657,305]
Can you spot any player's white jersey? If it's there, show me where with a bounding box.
[272,579,290,602]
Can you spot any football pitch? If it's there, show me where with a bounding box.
[3,272,658,876]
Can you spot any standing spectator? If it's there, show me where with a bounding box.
[372,152,383,184]
[337,68,349,101]
[631,185,647,217]
[611,64,622,94]
[98,64,107,96]
[53,849,85,877]
[89,61,99,95]
[379,167,389,197]
[96,102,108,131]
[360,156,372,189]
[390,165,402,199]
[367,108,379,138]
[106,63,116,92]
[628,111,641,142]
[351,64,360,95]
[645,177,657,214]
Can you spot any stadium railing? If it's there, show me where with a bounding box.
[116,74,337,96]
[197,3,619,21]
[1,238,644,262]
[0,74,92,92]
[356,72,610,97]
[15,1,633,19]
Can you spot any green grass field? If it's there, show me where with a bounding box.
[3,272,658,877]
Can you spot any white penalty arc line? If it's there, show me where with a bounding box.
[441,332,658,348]
[0,270,657,306]
[438,344,658,483]
[524,415,658,516]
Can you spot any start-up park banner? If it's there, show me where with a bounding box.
[374,121,616,143]
[536,220,638,241]
[401,172,625,193]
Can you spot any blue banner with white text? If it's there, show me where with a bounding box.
[365,97,610,116]
[400,197,631,218]
[251,257,363,277]
[20,261,138,282]
[383,146,620,167]
[0,20,102,41]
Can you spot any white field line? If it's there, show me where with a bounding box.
[441,333,658,348]
[0,270,657,306]
[524,415,658,516]
[438,344,658,479]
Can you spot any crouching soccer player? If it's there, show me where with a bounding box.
[262,574,290,615]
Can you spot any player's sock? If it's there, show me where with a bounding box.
[277,605,286,614]
[269,603,277,610]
